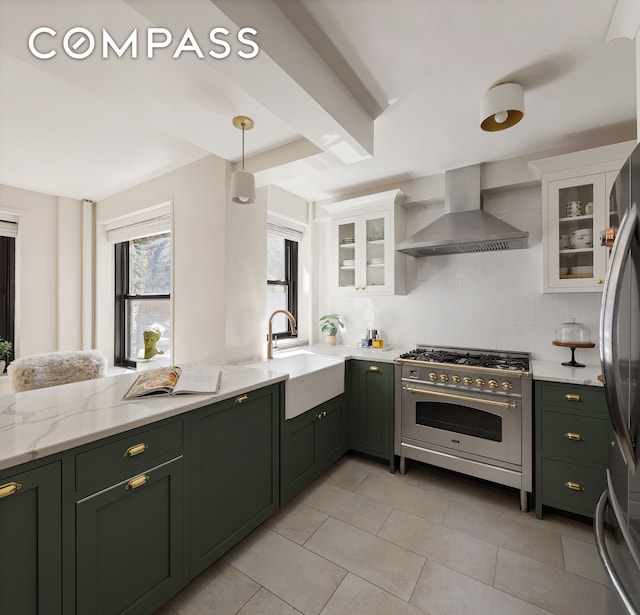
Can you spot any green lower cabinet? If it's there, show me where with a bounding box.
[75,457,184,615]
[0,462,62,615]
[281,395,347,505]
[189,384,280,577]
[535,380,611,519]
[348,360,394,467]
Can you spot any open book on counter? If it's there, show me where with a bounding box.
[123,365,222,400]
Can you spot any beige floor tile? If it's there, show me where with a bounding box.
[236,587,302,615]
[494,547,609,615]
[411,560,552,615]
[225,527,346,615]
[443,498,565,568]
[355,473,450,524]
[305,516,425,601]
[265,500,329,544]
[536,510,595,543]
[301,480,393,534]
[403,462,508,512]
[320,573,426,615]
[165,560,259,615]
[378,508,497,584]
[321,455,373,491]
[562,535,609,585]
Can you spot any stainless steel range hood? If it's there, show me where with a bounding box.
[396,165,528,256]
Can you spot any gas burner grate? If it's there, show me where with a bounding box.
[398,347,530,371]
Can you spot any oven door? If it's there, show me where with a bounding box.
[401,381,522,467]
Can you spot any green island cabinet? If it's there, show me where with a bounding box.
[280,394,348,504]
[535,380,612,519]
[0,381,281,615]
[0,461,62,615]
[189,385,280,577]
[72,417,186,615]
[347,359,395,470]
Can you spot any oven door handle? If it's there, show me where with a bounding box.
[402,385,517,409]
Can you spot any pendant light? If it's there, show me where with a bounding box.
[480,83,524,131]
[230,115,255,204]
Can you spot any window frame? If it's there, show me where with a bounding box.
[114,236,171,367]
[0,235,15,353]
[267,237,298,339]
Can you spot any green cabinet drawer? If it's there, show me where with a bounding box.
[541,458,607,517]
[539,381,607,414]
[541,410,612,466]
[0,462,62,615]
[76,456,184,615]
[75,419,183,491]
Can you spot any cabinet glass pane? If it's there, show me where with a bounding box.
[558,184,594,281]
[365,217,385,288]
[338,222,356,289]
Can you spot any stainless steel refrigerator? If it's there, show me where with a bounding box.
[596,142,640,615]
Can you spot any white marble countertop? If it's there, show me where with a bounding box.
[531,360,603,387]
[1,345,607,473]
[0,364,287,472]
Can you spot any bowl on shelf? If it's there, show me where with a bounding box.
[569,228,593,248]
[342,259,355,267]
[559,235,572,250]
[571,266,593,275]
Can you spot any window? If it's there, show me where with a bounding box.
[115,232,171,366]
[267,232,298,338]
[0,231,16,353]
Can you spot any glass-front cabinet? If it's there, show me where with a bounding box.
[324,190,406,296]
[530,141,635,293]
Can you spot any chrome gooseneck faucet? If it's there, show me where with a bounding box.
[267,310,297,359]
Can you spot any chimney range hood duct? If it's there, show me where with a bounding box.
[396,165,528,257]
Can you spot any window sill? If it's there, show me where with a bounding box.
[272,337,309,352]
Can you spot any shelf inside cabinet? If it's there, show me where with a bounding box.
[559,215,593,224]
[559,274,593,279]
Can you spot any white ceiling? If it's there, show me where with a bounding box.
[0,0,636,203]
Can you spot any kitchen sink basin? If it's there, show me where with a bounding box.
[246,350,345,419]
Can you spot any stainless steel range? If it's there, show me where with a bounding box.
[395,345,532,511]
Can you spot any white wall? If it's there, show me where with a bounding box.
[316,184,602,365]
[0,185,83,357]
[95,155,228,366]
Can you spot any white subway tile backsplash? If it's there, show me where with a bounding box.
[319,185,602,361]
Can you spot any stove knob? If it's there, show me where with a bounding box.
[488,379,499,390]
[451,375,461,384]
[439,374,449,383]
[502,381,513,391]
[463,377,473,386]
[475,378,485,388]
[429,372,437,382]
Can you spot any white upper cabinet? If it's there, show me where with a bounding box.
[530,141,634,293]
[322,190,406,296]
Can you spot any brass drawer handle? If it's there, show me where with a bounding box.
[565,481,584,491]
[124,443,148,457]
[564,394,582,402]
[126,475,150,490]
[564,432,584,441]
[369,366,379,372]
[0,482,22,499]
[235,394,249,404]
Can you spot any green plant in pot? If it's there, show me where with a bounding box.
[0,338,12,374]
[319,313,344,346]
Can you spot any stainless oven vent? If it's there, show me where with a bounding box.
[396,165,529,257]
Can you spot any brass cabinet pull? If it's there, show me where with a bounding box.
[322,411,327,418]
[564,394,582,402]
[316,413,322,420]
[0,482,22,499]
[235,394,249,404]
[564,432,584,441]
[369,366,379,372]
[565,481,584,491]
[124,443,148,457]
[126,475,150,490]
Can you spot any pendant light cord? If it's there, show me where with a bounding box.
[241,123,246,170]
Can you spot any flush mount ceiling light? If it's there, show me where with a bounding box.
[230,115,255,204]
[480,82,524,131]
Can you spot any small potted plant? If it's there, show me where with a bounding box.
[0,338,12,374]
[319,313,344,345]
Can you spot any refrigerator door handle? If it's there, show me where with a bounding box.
[595,489,640,615]
[600,203,637,469]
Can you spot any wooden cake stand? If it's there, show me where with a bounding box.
[552,340,596,367]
